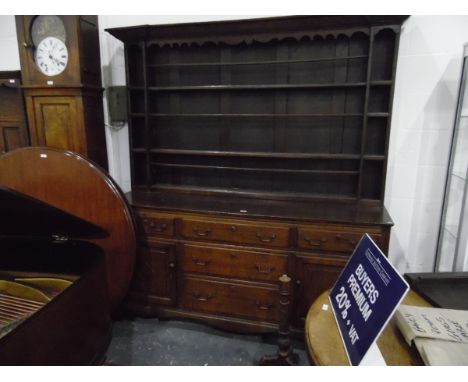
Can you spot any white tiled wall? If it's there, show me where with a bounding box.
[0,16,20,70]
[386,16,468,272]
[1,15,468,272]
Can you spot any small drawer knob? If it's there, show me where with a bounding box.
[193,227,212,237]
[256,232,277,243]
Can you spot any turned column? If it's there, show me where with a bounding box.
[259,274,299,366]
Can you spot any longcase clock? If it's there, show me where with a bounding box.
[15,15,108,170]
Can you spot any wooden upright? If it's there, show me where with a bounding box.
[15,16,108,170]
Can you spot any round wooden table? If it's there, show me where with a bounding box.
[305,290,431,365]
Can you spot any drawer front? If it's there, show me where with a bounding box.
[181,244,288,283]
[136,211,174,238]
[297,226,383,253]
[181,218,289,248]
[180,276,279,322]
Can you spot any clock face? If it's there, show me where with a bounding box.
[30,16,66,47]
[35,37,69,76]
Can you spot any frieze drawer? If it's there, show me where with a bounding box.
[297,226,383,253]
[181,218,289,248]
[137,212,174,238]
[181,243,288,283]
[180,275,279,322]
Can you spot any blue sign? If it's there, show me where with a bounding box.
[329,234,409,365]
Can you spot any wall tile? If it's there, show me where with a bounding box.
[403,16,468,57]
[408,231,440,272]
[417,130,453,166]
[386,164,419,199]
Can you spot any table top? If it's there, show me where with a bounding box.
[305,290,431,366]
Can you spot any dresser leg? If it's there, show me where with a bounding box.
[259,274,299,366]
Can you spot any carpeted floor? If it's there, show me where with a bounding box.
[105,317,311,366]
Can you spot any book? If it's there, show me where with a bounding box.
[395,305,468,345]
[395,305,468,366]
[414,338,468,366]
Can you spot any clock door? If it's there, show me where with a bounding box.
[28,94,86,154]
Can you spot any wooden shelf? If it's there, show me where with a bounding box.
[147,83,367,91]
[149,148,361,160]
[152,162,360,175]
[147,54,369,68]
[367,113,389,118]
[363,155,385,161]
[118,16,402,203]
[148,113,364,118]
[370,80,393,86]
[149,184,359,202]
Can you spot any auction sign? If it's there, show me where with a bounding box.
[329,234,409,365]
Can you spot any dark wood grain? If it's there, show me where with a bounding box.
[180,274,280,322]
[112,16,404,201]
[0,147,136,311]
[110,15,405,333]
[0,242,111,365]
[0,72,29,154]
[15,16,108,170]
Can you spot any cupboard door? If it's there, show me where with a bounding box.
[130,241,177,306]
[28,95,86,154]
[0,121,28,154]
[293,253,348,328]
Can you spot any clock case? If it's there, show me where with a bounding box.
[16,15,100,87]
[15,16,108,170]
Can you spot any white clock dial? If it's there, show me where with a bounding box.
[35,37,68,76]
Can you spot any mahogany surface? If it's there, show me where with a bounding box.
[0,240,111,365]
[0,147,136,310]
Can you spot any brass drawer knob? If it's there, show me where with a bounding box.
[303,236,327,247]
[143,218,168,233]
[168,262,175,269]
[256,232,276,243]
[192,227,212,237]
[255,301,273,310]
[255,263,274,274]
[335,234,357,246]
[192,292,215,302]
[191,256,211,266]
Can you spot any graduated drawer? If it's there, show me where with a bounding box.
[297,225,383,254]
[180,275,279,322]
[181,218,289,248]
[136,210,175,238]
[181,244,288,283]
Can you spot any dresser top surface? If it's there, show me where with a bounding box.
[128,190,393,226]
